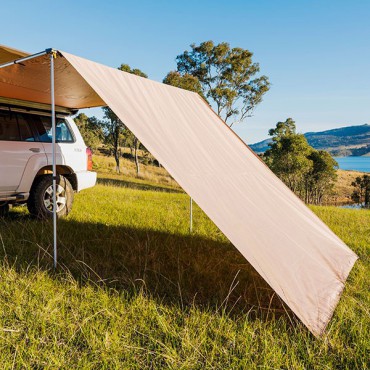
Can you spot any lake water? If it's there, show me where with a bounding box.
[334,157,370,173]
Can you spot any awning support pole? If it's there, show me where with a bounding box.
[0,48,58,267]
[190,197,193,233]
[50,51,57,269]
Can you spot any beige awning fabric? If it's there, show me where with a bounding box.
[0,50,103,108]
[0,44,29,64]
[0,48,358,336]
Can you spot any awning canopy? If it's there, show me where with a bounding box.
[0,47,102,108]
[0,44,29,64]
[0,45,357,337]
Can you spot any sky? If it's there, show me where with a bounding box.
[1,0,369,143]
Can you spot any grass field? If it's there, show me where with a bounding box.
[0,158,369,368]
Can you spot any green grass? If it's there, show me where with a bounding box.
[0,172,369,368]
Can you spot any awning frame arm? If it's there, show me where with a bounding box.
[0,48,54,69]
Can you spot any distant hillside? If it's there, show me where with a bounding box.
[249,124,370,156]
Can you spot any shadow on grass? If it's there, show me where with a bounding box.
[97,177,183,194]
[0,210,292,323]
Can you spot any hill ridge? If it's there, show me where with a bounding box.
[249,124,370,156]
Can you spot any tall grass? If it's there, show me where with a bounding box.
[0,166,368,368]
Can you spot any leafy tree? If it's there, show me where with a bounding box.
[306,150,338,204]
[174,40,270,126]
[163,71,204,98]
[268,118,296,138]
[264,118,338,204]
[265,118,313,194]
[118,63,147,78]
[351,175,370,207]
[101,64,147,174]
[74,113,103,151]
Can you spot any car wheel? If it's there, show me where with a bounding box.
[27,175,74,219]
[0,202,9,217]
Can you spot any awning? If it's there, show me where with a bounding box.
[0,48,102,108]
[0,45,358,337]
[0,44,29,64]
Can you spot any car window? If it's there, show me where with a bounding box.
[36,116,74,143]
[18,115,35,142]
[0,111,35,142]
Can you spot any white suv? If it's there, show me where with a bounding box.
[0,98,97,218]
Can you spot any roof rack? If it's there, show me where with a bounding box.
[0,97,78,115]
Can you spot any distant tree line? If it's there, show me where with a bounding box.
[351,175,370,207]
[264,118,338,205]
[74,40,270,176]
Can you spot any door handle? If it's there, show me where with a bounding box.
[29,148,40,153]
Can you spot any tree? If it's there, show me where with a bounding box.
[118,63,147,78]
[268,118,296,138]
[101,64,147,174]
[264,118,338,204]
[174,41,270,126]
[101,106,123,173]
[351,175,370,207]
[121,128,142,176]
[306,150,338,204]
[265,118,313,194]
[163,71,204,97]
[74,113,103,151]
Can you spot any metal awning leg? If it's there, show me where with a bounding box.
[190,197,193,233]
[50,51,57,269]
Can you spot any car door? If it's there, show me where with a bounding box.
[0,111,45,193]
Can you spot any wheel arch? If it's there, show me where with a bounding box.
[31,165,78,192]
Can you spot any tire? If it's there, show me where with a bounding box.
[27,175,74,219]
[0,202,9,217]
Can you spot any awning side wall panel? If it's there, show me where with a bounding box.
[61,51,357,337]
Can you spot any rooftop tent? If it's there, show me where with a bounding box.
[0,46,357,337]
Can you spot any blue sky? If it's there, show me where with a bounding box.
[2,0,369,143]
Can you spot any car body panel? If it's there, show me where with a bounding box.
[0,141,45,193]
[0,107,96,201]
